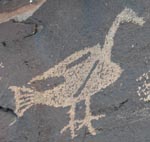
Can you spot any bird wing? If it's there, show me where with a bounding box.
[29,44,101,83]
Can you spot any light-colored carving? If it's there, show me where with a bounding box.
[137,71,150,102]
[0,62,4,81]
[9,8,145,138]
[0,0,47,24]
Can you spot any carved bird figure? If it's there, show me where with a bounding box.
[9,8,145,138]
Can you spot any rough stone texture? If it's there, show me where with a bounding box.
[0,110,16,142]
[0,0,29,12]
[0,0,150,142]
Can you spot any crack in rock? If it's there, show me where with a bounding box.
[12,19,43,38]
[0,106,17,117]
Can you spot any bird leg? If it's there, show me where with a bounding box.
[61,102,78,138]
[77,95,105,135]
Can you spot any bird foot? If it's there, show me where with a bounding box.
[77,114,105,135]
[60,119,79,138]
[61,114,105,138]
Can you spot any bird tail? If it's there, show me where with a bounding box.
[9,86,34,117]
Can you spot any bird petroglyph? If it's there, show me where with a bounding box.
[9,8,145,138]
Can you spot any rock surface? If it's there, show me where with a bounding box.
[0,0,150,142]
[0,0,29,12]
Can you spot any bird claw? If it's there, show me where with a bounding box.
[77,114,105,134]
[60,120,78,138]
[61,113,105,138]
